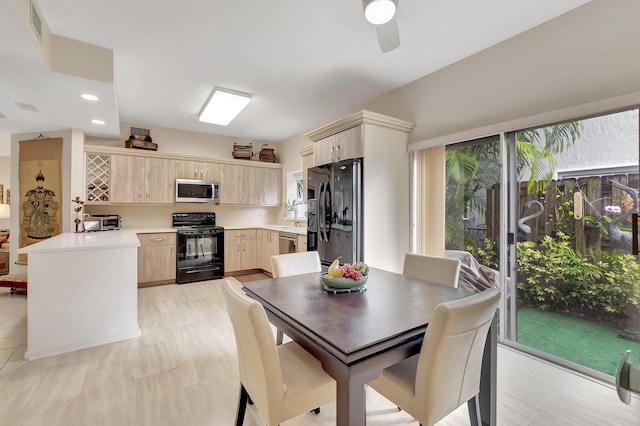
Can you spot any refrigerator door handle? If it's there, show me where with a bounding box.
[325,181,332,241]
[319,182,326,242]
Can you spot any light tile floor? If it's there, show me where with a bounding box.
[0,282,638,425]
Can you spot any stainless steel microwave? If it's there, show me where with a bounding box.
[175,179,220,203]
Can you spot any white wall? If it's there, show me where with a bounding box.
[554,109,639,174]
[276,0,640,153]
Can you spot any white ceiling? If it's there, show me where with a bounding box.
[0,0,591,149]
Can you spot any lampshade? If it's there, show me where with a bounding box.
[363,0,396,25]
[0,204,9,219]
[198,87,252,126]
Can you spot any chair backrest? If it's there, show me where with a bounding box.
[270,251,321,278]
[414,288,500,425]
[403,253,462,288]
[221,279,285,422]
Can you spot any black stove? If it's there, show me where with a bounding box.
[172,212,224,283]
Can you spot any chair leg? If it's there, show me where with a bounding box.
[467,394,482,426]
[235,384,249,426]
[276,329,284,345]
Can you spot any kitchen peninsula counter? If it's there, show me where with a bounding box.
[19,231,141,360]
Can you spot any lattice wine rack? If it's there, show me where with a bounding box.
[86,153,110,202]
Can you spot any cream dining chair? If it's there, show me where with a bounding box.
[221,279,335,426]
[403,253,462,288]
[368,288,501,426]
[270,251,322,344]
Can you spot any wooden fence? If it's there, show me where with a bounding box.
[485,173,639,254]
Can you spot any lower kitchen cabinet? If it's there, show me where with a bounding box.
[224,229,257,273]
[297,235,307,253]
[138,232,176,287]
[257,229,279,273]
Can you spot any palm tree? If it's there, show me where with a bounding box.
[445,122,583,248]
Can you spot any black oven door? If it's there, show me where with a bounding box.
[176,228,224,283]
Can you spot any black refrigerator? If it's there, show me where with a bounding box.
[307,158,363,267]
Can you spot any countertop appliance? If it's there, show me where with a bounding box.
[83,215,121,231]
[172,212,224,283]
[175,179,220,203]
[307,158,363,267]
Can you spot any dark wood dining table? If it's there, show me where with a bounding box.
[242,267,497,426]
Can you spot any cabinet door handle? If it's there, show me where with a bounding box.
[200,169,203,179]
[336,144,341,160]
[194,169,197,179]
[146,190,149,202]
[138,190,142,203]
[330,146,335,162]
[151,237,165,242]
[171,246,174,258]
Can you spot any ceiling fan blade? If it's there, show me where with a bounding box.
[376,17,400,53]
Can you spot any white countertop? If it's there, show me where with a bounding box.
[223,224,307,235]
[18,231,141,254]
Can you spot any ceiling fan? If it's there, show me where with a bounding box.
[363,0,400,53]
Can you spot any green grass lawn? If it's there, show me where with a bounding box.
[516,306,640,376]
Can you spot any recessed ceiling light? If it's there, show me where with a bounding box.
[198,87,252,126]
[81,94,99,101]
[91,119,105,125]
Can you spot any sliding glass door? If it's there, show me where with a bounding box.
[507,109,640,378]
[444,108,640,379]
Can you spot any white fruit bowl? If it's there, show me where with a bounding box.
[321,275,368,289]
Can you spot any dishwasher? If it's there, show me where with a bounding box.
[278,232,298,254]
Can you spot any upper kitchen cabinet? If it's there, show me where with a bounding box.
[220,163,281,206]
[175,160,221,181]
[312,125,362,166]
[111,155,176,204]
[305,110,415,272]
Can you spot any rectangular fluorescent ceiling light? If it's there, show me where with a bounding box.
[198,87,251,126]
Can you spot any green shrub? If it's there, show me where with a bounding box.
[468,234,640,322]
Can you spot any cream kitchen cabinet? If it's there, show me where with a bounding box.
[220,164,281,205]
[224,229,257,272]
[137,232,176,287]
[251,167,281,205]
[297,235,307,253]
[175,160,221,181]
[257,229,279,273]
[313,125,362,166]
[110,155,176,204]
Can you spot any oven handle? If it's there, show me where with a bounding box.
[185,266,222,274]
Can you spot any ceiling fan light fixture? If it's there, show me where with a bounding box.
[199,87,252,126]
[363,0,396,25]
